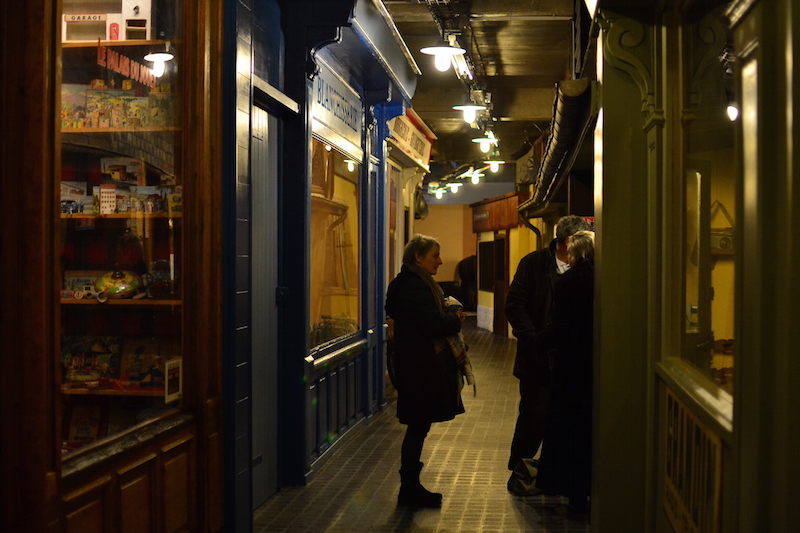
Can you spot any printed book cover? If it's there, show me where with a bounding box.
[61,84,89,129]
[85,89,131,128]
[61,335,122,382]
[149,92,180,127]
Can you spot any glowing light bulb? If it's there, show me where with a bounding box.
[463,107,477,122]
[453,104,486,123]
[727,105,739,121]
[473,133,498,154]
[420,38,465,74]
[151,60,166,77]
[434,53,451,72]
[484,160,505,173]
[144,51,174,78]
[344,159,356,172]
[435,189,444,199]
[471,175,480,184]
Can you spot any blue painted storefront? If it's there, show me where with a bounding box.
[220,1,417,529]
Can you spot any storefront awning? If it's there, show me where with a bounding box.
[321,0,419,106]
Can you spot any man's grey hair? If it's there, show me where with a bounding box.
[555,215,591,243]
[403,234,439,264]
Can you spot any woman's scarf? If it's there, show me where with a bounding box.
[404,261,446,313]
[404,260,476,396]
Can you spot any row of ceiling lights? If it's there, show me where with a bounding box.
[419,35,505,197]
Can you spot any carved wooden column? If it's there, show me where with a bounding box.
[593,10,661,532]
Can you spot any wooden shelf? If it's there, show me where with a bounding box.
[62,126,181,133]
[61,298,181,306]
[62,39,172,49]
[62,386,164,397]
[61,212,182,219]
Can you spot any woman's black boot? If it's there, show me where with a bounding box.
[397,462,442,508]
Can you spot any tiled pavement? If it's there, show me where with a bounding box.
[253,317,591,532]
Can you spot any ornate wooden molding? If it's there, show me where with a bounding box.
[278,0,356,80]
[598,11,655,116]
[689,11,729,107]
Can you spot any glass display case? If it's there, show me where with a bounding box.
[58,0,184,454]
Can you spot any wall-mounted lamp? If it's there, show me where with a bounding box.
[726,90,739,121]
[420,35,465,73]
[343,159,356,172]
[144,42,174,77]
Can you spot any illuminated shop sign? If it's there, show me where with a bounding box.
[312,61,363,147]
[388,111,433,170]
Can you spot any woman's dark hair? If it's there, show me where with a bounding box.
[403,234,439,264]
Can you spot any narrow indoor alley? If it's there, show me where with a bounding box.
[253,318,591,532]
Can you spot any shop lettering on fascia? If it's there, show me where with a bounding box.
[312,61,363,149]
[388,109,434,172]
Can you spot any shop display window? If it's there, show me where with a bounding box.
[388,162,401,280]
[309,138,361,348]
[679,0,736,394]
[58,0,184,455]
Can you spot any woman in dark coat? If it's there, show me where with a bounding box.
[385,234,465,508]
[536,230,595,514]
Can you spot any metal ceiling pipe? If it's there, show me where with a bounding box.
[517,77,595,220]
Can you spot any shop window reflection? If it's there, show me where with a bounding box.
[309,138,361,348]
[680,1,736,394]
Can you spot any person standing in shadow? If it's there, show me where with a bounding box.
[504,215,590,495]
[536,230,595,514]
[385,234,467,508]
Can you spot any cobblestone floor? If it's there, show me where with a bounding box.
[253,317,590,532]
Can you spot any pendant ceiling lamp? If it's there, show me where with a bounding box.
[484,160,505,173]
[483,150,506,172]
[420,35,465,73]
[144,42,174,77]
[472,131,498,153]
[453,102,486,123]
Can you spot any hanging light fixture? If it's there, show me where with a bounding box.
[343,159,356,172]
[420,35,465,73]
[470,172,484,185]
[486,160,505,173]
[435,189,444,199]
[144,42,174,77]
[453,101,485,123]
[472,131,498,154]
[448,182,461,193]
[483,154,505,173]
[453,104,486,123]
